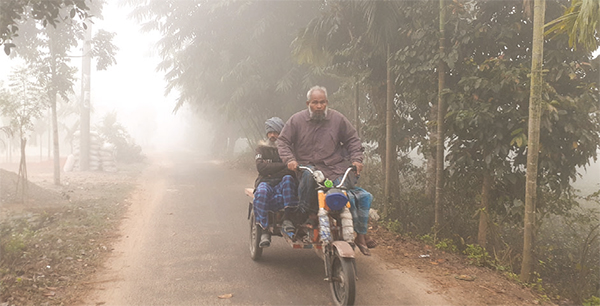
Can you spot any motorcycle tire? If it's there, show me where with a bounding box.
[329,250,356,306]
[249,209,263,260]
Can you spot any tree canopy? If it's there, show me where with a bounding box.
[0,0,91,55]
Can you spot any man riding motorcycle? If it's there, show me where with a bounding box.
[277,86,376,255]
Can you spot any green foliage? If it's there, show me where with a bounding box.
[96,112,144,163]
[129,0,322,144]
[0,66,47,134]
[464,244,491,267]
[535,204,600,304]
[545,0,600,52]
[505,271,520,283]
[419,234,435,245]
[526,272,546,293]
[382,219,403,234]
[123,0,598,303]
[583,296,600,306]
[415,234,459,253]
[92,29,118,70]
[435,238,459,253]
[0,0,91,54]
[3,234,26,255]
[0,223,34,265]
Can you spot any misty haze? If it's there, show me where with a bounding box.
[0,1,598,305]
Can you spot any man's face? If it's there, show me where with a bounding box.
[267,132,279,142]
[307,90,328,121]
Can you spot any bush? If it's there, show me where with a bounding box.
[96,112,145,163]
[584,296,600,306]
[536,206,600,304]
[464,244,491,267]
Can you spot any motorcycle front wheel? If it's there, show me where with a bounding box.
[329,250,356,306]
[249,209,263,260]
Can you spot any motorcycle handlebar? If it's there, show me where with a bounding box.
[336,166,356,188]
[297,165,356,189]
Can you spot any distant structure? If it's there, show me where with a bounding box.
[64,130,117,172]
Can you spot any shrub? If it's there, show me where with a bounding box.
[96,112,145,163]
[464,244,491,267]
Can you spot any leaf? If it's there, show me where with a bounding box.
[218,293,233,299]
[510,128,523,136]
[455,274,476,281]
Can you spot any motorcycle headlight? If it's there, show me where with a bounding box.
[312,170,325,184]
[325,189,348,211]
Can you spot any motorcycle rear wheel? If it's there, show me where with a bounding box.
[329,250,356,306]
[249,209,263,260]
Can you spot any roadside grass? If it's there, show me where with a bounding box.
[0,171,138,305]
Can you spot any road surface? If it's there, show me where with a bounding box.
[84,152,449,305]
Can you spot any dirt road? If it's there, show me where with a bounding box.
[82,152,456,305]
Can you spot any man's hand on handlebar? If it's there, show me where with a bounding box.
[352,161,363,175]
[287,160,299,171]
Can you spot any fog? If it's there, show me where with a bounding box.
[0,1,212,158]
[92,2,193,153]
[0,1,597,183]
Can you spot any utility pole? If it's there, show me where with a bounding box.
[80,23,92,171]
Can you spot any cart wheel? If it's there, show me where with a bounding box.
[330,250,356,306]
[249,209,263,260]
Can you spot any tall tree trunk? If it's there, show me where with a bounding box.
[435,0,446,227]
[17,136,28,202]
[50,41,61,185]
[39,133,42,162]
[354,77,360,137]
[51,93,60,185]
[8,139,11,162]
[426,116,436,203]
[384,45,394,217]
[371,84,387,171]
[521,0,545,283]
[80,23,92,171]
[478,172,492,247]
[47,109,51,159]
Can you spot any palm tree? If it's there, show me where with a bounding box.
[545,0,599,52]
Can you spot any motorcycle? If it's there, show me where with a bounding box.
[246,165,358,306]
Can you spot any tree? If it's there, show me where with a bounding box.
[401,0,600,260]
[96,111,143,163]
[435,0,447,228]
[521,0,545,283]
[0,0,90,54]
[291,0,403,216]
[128,0,321,151]
[0,66,47,200]
[9,1,116,184]
[545,0,600,52]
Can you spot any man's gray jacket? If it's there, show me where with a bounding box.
[277,108,363,180]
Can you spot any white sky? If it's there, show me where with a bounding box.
[92,1,188,151]
[0,1,194,153]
